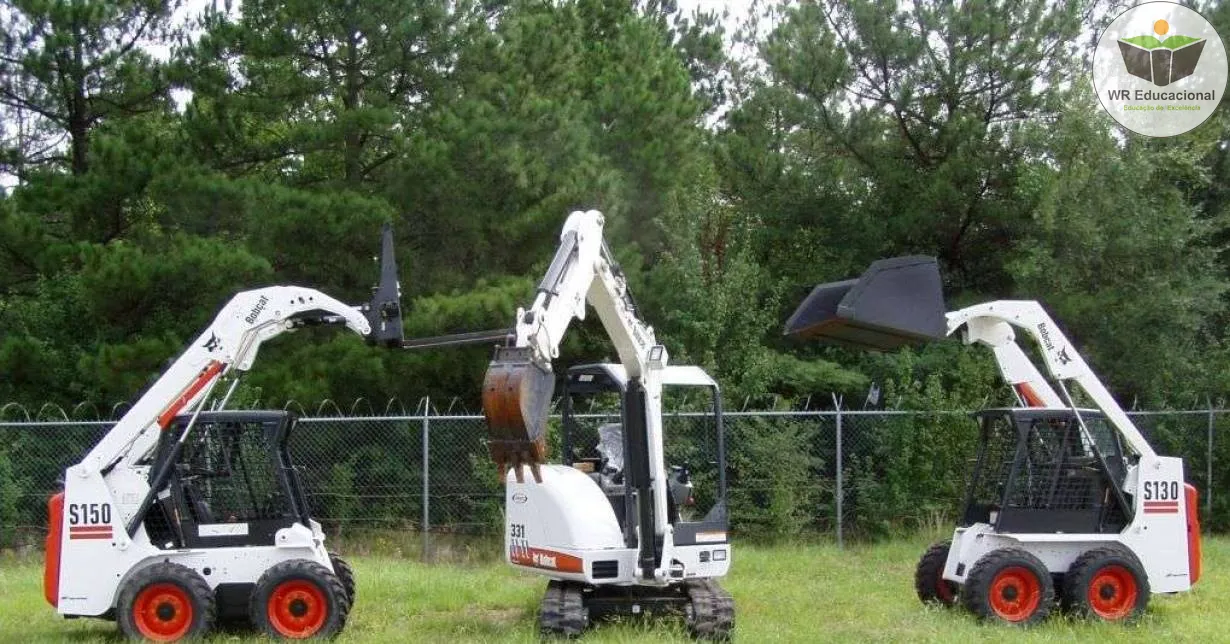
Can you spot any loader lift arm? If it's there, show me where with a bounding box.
[946,301,1155,459]
[75,225,406,538]
[481,209,673,581]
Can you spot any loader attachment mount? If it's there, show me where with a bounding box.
[482,347,554,482]
[785,256,946,350]
[364,223,405,347]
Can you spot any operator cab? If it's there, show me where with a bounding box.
[560,364,728,549]
[962,407,1133,535]
[142,411,315,549]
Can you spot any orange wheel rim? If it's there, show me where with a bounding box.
[988,566,1042,622]
[1087,564,1138,620]
[133,582,194,641]
[936,570,955,603]
[268,579,329,638]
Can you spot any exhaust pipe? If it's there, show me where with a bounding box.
[785,256,946,350]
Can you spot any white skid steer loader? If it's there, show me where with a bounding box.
[43,227,406,640]
[787,259,1202,625]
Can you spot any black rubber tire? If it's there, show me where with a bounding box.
[962,548,1054,626]
[328,552,356,606]
[915,541,959,607]
[1061,546,1150,622]
[249,560,349,639]
[117,561,216,641]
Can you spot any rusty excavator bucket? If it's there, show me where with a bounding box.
[482,346,555,483]
[785,256,947,349]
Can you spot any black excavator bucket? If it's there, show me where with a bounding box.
[785,256,947,350]
[482,347,554,483]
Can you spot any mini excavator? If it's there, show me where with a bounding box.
[787,258,1202,625]
[480,210,735,639]
[43,227,406,640]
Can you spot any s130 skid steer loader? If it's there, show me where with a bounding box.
[43,227,405,641]
[788,258,1202,626]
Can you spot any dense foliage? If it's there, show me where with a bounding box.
[3,0,1230,537]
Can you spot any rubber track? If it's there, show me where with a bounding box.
[686,579,735,641]
[539,580,588,637]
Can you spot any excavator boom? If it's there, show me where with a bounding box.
[482,210,658,481]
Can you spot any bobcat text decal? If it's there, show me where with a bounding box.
[509,543,583,573]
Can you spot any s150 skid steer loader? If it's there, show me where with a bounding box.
[788,258,1202,625]
[43,227,406,640]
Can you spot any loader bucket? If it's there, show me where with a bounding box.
[482,347,553,483]
[785,256,946,350]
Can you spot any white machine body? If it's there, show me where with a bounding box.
[504,466,731,585]
[942,301,1200,594]
[497,211,730,589]
[46,285,374,616]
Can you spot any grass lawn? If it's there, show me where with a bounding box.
[0,535,1225,642]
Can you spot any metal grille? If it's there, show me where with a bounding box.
[0,405,1225,553]
[181,420,287,522]
[1006,417,1104,512]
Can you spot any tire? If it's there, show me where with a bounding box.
[118,562,215,641]
[962,548,1054,625]
[1062,546,1150,622]
[250,560,349,639]
[328,552,356,606]
[915,541,959,607]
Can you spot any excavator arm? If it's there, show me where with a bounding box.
[483,210,682,582]
[482,210,662,479]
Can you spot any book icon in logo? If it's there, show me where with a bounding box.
[1119,19,1207,86]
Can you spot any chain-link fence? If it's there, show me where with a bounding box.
[0,407,1223,554]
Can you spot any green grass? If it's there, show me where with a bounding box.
[1121,35,1204,50]
[2,536,1227,642]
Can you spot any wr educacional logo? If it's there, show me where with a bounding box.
[1093,2,1227,138]
[1117,19,1206,87]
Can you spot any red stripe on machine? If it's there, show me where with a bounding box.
[69,525,112,533]
[69,525,113,540]
[1014,383,1046,407]
[157,361,223,428]
[1144,501,1180,514]
[509,546,584,573]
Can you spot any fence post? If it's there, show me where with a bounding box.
[1208,399,1215,515]
[422,397,431,562]
[832,394,844,550]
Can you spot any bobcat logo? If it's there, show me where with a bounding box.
[203,333,221,353]
[1057,347,1073,366]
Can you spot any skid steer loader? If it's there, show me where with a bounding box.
[787,259,1202,625]
[42,227,406,640]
